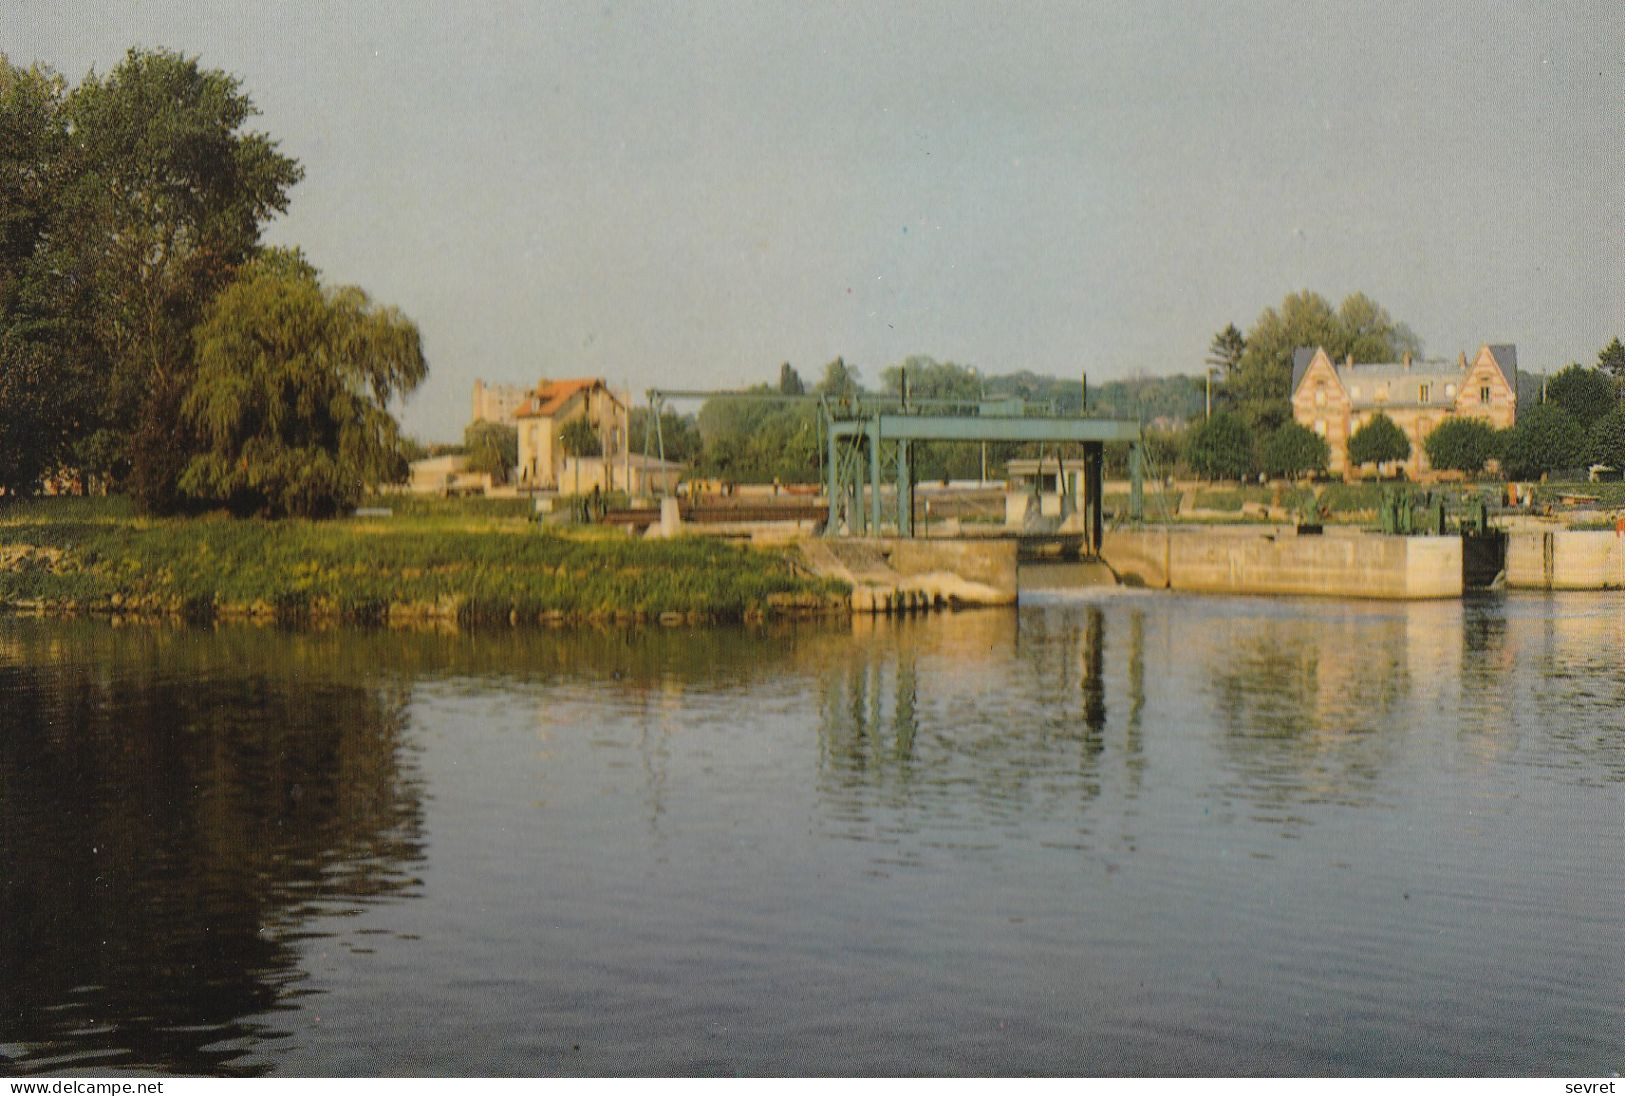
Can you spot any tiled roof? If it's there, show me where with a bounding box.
[515,378,621,418]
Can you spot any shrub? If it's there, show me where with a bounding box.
[1261,422,1330,479]
[1501,403,1587,480]
[1423,417,1499,474]
[1588,407,1625,471]
[1184,412,1255,481]
[1348,412,1410,470]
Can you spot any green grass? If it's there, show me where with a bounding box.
[0,497,847,625]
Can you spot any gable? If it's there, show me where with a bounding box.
[1292,350,1347,405]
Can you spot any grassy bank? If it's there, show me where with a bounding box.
[0,497,848,625]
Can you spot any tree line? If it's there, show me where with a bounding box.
[0,50,424,517]
[1186,296,1625,482]
[619,356,1208,486]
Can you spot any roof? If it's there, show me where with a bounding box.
[1291,347,1316,395]
[515,378,624,418]
[1291,344,1518,408]
[1485,344,1517,386]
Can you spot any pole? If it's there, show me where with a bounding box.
[825,413,840,536]
[897,438,912,536]
[869,418,882,536]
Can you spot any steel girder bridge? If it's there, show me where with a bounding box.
[644,388,1145,554]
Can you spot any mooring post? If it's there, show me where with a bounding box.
[1129,441,1144,524]
[869,417,883,536]
[825,417,840,536]
[1092,439,1105,556]
[896,438,912,537]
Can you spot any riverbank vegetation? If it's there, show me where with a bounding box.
[0,498,847,625]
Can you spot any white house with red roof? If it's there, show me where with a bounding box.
[514,378,630,490]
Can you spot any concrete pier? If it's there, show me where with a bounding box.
[798,537,1018,612]
[1506,529,1625,589]
[1100,528,1463,599]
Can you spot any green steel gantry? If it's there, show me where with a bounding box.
[644,388,1144,553]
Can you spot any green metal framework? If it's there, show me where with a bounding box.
[821,408,1143,552]
[644,387,1144,551]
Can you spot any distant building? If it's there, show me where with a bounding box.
[1290,344,1517,478]
[407,454,495,496]
[515,378,633,490]
[471,379,531,427]
[558,453,685,496]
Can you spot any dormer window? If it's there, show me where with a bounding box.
[1419,384,1430,402]
[1480,386,1491,404]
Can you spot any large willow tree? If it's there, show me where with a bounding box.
[181,253,425,518]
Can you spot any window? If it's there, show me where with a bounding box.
[1445,383,1457,398]
[1314,419,1327,436]
[1315,386,1327,407]
[1418,384,1430,402]
[1480,386,1491,404]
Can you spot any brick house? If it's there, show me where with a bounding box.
[1290,344,1517,478]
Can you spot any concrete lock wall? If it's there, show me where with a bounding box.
[1099,529,1172,588]
[1506,530,1625,589]
[886,538,1019,598]
[1099,529,1462,599]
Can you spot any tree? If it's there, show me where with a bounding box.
[777,362,804,396]
[1500,403,1587,481]
[0,58,84,494]
[1347,412,1411,472]
[1205,324,1246,378]
[1184,411,1254,480]
[1231,290,1421,434]
[1260,422,1330,479]
[1204,323,1246,415]
[1588,407,1625,471]
[1423,417,1499,474]
[179,255,426,518]
[1545,363,1615,428]
[628,406,701,463]
[465,420,518,483]
[881,355,982,402]
[47,48,303,511]
[815,356,862,398]
[559,416,603,459]
[1598,337,1625,381]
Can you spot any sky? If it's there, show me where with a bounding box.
[8,1,1625,441]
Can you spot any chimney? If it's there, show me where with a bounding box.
[1403,352,1412,370]
[1345,353,1354,369]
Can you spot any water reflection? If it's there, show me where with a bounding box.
[813,606,1152,840]
[0,622,426,1075]
[0,592,1618,1077]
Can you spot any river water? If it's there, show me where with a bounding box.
[0,589,1620,1076]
